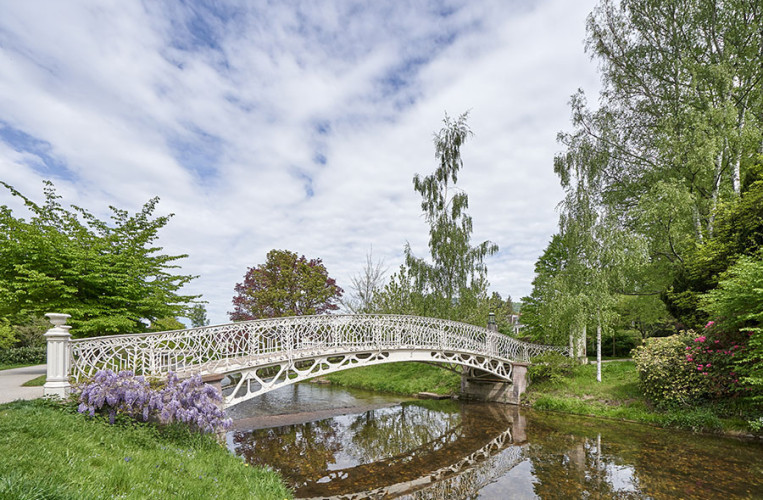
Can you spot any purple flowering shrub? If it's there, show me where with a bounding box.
[77,370,232,433]
[77,370,154,424]
[153,372,231,433]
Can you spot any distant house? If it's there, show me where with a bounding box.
[508,313,524,336]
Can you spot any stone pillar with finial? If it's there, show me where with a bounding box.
[42,313,72,398]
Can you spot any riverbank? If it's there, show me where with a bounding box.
[524,360,760,437]
[322,362,761,437]
[322,362,461,396]
[0,399,293,499]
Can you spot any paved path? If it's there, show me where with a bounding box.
[0,364,45,404]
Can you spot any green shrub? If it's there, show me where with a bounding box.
[0,320,16,350]
[632,332,707,408]
[0,346,46,365]
[528,352,577,384]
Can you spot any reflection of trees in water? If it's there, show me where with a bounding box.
[524,412,763,500]
[346,402,462,464]
[526,430,639,499]
[232,418,342,484]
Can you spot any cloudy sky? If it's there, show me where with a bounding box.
[0,0,600,326]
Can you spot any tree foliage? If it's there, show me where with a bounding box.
[404,112,498,306]
[229,249,343,320]
[529,0,762,358]
[373,112,498,327]
[186,304,210,328]
[665,168,763,327]
[701,252,763,397]
[0,181,197,338]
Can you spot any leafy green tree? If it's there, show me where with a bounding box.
[186,304,210,327]
[0,319,17,350]
[229,249,343,320]
[148,317,186,332]
[665,168,763,327]
[522,234,576,346]
[529,1,762,364]
[0,181,198,337]
[376,112,498,326]
[404,112,498,310]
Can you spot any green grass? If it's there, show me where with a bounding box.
[524,361,756,435]
[0,399,293,499]
[0,363,35,371]
[21,375,46,387]
[322,362,461,396]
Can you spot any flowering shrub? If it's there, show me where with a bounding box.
[78,370,154,424]
[682,322,748,399]
[632,332,708,408]
[153,372,231,433]
[77,370,232,433]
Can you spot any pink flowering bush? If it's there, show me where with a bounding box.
[77,370,231,433]
[683,324,748,399]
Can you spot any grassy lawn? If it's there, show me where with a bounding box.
[21,375,46,387]
[0,363,36,371]
[524,361,757,435]
[0,399,293,499]
[322,362,461,396]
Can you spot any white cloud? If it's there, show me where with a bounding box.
[0,0,599,325]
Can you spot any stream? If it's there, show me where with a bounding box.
[225,383,763,499]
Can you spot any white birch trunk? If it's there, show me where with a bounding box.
[596,313,602,383]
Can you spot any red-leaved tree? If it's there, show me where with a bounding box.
[229,249,343,320]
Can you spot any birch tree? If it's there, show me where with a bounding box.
[402,112,498,321]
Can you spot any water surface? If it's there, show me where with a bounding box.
[227,384,763,499]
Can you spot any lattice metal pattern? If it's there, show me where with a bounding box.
[69,314,568,383]
[225,349,516,407]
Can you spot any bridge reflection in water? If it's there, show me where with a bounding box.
[229,401,526,499]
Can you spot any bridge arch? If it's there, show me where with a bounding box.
[43,314,567,408]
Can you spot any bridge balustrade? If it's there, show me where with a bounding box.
[41,314,569,402]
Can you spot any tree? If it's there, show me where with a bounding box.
[186,304,210,327]
[665,166,763,328]
[229,249,343,320]
[0,181,198,337]
[341,249,387,314]
[406,112,498,303]
[383,111,497,324]
[542,1,763,329]
[527,1,762,368]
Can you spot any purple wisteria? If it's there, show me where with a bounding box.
[77,370,232,433]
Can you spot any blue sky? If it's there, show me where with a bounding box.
[0,0,599,325]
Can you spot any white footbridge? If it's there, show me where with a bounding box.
[42,313,567,408]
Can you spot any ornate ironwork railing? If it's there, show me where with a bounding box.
[67,314,568,382]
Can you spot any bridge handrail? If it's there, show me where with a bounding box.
[68,314,568,382]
